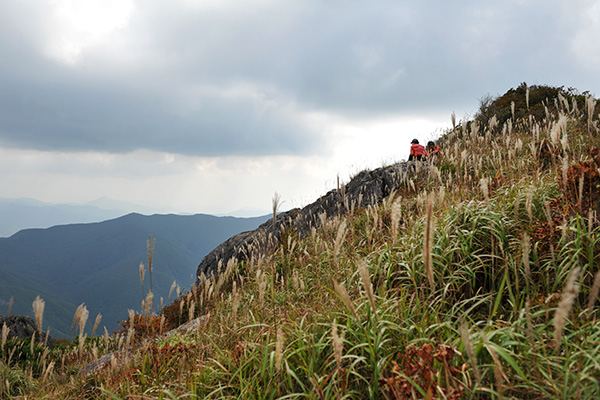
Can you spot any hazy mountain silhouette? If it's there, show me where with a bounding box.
[0,197,134,238]
[0,212,269,338]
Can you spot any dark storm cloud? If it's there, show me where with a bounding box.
[0,72,311,156]
[0,0,597,155]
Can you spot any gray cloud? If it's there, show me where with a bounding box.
[0,0,598,156]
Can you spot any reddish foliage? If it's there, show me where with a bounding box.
[381,343,467,400]
[531,198,568,254]
[161,297,187,331]
[114,314,165,343]
[562,147,600,212]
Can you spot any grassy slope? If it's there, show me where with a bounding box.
[4,84,600,399]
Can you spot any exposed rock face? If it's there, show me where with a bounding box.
[0,315,52,345]
[197,162,422,282]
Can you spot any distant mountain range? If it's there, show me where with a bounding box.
[0,197,156,238]
[0,212,269,338]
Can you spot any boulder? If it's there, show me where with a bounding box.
[0,315,52,345]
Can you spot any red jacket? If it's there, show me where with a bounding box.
[428,145,442,155]
[410,143,427,157]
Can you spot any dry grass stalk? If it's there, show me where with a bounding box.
[91,313,102,337]
[358,259,376,313]
[188,300,195,322]
[459,320,481,383]
[144,290,154,317]
[451,111,456,131]
[526,86,530,110]
[480,178,490,202]
[587,95,596,132]
[257,270,268,306]
[147,235,156,293]
[423,194,435,290]
[391,197,402,240]
[332,322,345,370]
[525,300,535,345]
[139,262,145,300]
[543,201,553,228]
[73,304,89,354]
[578,175,584,210]
[169,281,177,299]
[30,332,36,355]
[179,298,186,322]
[333,279,357,319]
[561,156,569,192]
[333,220,347,267]
[587,270,600,318]
[489,115,498,132]
[7,297,13,315]
[1,323,9,353]
[522,233,531,279]
[511,101,515,121]
[32,296,45,332]
[272,192,282,226]
[42,361,55,382]
[554,266,581,349]
[232,282,240,329]
[103,327,110,351]
[275,325,284,373]
[485,338,504,400]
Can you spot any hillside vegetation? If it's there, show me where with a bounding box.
[2,83,600,399]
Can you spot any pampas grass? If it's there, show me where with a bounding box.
[331,322,345,370]
[139,262,145,301]
[1,323,8,354]
[358,259,376,313]
[554,267,581,349]
[333,279,357,319]
[423,194,435,289]
[587,95,596,132]
[147,235,156,294]
[272,192,282,226]
[460,320,481,383]
[275,325,284,373]
[6,86,600,399]
[32,296,44,332]
[91,313,102,337]
[587,270,600,317]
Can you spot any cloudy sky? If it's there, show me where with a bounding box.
[1,0,598,216]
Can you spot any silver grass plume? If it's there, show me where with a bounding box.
[423,193,435,289]
[32,296,45,332]
[553,267,581,349]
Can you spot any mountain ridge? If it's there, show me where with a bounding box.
[0,212,269,338]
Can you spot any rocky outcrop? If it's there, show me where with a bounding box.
[0,315,52,345]
[197,162,423,282]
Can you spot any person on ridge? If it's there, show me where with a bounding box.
[408,139,427,161]
[427,141,442,158]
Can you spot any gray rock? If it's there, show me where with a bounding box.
[0,315,52,345]
[197,162,422,282]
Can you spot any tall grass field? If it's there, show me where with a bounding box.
[2,83,600,399]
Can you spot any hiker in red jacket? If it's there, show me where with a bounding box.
[408,139,427,161]
[427,141,442,159]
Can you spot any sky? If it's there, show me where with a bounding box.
[1,0,599,216]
